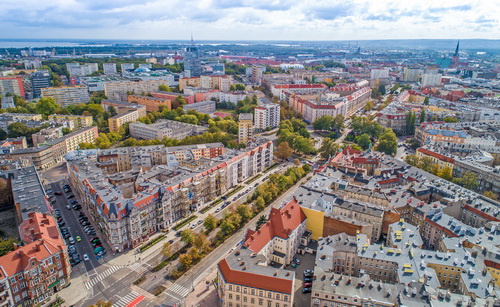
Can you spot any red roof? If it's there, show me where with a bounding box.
[218,259,293,294]
[417,148,455,164]
[243,199,306,253]
[0,212,65,277]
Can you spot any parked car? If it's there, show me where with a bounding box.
[303,278,313,283]
[58,221,65,227]
[68,237,75,245]
[67,195,75,199]
[66,205,72,210]
[303,283,312,288]
[302,287,311,294]
[294,258,301,265]
[54,192,62,195]
[83,254,90,261]
[76,236,81,242]
[71,200,78,204]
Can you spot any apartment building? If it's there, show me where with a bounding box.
[101,100,147,133]
[0,78,25,97]
[48,115,93,130]
[1,127,98,170]
[129,119,207,140]
[217,199,304,307]
[32,126,63,147]
[151,92,195,105]
[182,100,215,114]
[66,63,98,77]
[219,91,247,104]
[103,63,117,75]
[238,113,253,144]
[66,139,274,251]
[108,110,142,133]
[271,84,327,100]
[179,75,233,92]
[0,212,71,306]
[127,95,171,112]
[121,63,135,72]
[41,86,90,107]
[421,73,442,87]
[254,98,280,130]
[104,80,171,101]
[165,143,225,161]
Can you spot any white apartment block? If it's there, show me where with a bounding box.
[105,80,170,101]
[103,63,117,74]
[121,63,135,72]
[66,63,98,77]
[370,68,389,80]
[129,120,208,140]
[421,73,442,87]
[254,99,280,130]
[41,86,90,107]
[219,92,247,104]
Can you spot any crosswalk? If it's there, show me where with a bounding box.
[167,283,190,297]
[113,291,144,307]
[128,262,148,274]
[85,266,122,289]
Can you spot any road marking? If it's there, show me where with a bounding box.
[84,266,122,289]
[128,262,148,275]
[166,283,190,297]
[113,291,143,307]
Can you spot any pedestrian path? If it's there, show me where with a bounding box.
[113,291,144,307]
[128,262,149,274]
[167,283,190,298]
[85,266,122,289]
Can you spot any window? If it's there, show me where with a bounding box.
[229,294,233,300]
[267,301,272,307]
[236,295,240,301]
[251,289,255,295]
[229,285,233,291]
[236,286,240,292]
[276,294,280,300]
[284,296,288,302]
[10,278,15,284]
[259,299,263,305]
[243,297,247,302]
[13,286,18,293]
[268,292,272,298]
[251,298,255,304]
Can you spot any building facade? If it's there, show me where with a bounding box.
[238,113,253,144]
[41,86,90,107]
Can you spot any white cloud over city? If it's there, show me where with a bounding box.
[0,0,498,40]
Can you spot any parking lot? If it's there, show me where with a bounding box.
[283,251,316,307]
[48,181,107,273]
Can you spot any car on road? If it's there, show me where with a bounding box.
[46,188,52,193]
[67,195,75,199]
[58,221,65,227]
[54,192,62,195]
[197,220,202,225]
[83,254,90,261]
[304,278,313,283]
[304,270,313,278]
[216,208,222,213]
[76,236,81,242]
[303,283,312,288]
[90,237,99,242]
[71,200,78,204]
[73,205,81,210]
[94,246,104,254]
[97,250,107,257]
[294,258,301,265]
[168,239,174,244]
[190,224,196,229]
[68,237,75,245]
[302,287,311,294]
[66,205,71,210]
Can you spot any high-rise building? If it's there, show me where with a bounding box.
[403,68,422,82]
[238,113,254,144]
[254,98,280,130]
[121,63,135,72]
[103,63,117,74]
[0,78,24,97]
[184,45,202,78]
[370,68,389,80]
[66,63,98,77]
[31,70,51,98]
[251,65,264,85]
[41,86,90,107]
[421,73,442,87]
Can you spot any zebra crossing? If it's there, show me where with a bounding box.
[128,262,148,274]
[167,283,190,297]
[85,266,122,289]
[113,291,144,307]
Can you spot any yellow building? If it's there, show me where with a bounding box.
[300,206,324,240]
[238,113,253,144]
[49,115,93,129]
[416,147,455,171]
[108,109,142,132]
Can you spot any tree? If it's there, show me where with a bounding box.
[364,101,375,112]
[89,300,113,307]
[235,84,246,90]
[419,157,435,173]
[419,109,426,123]
[437,166,453,181]
[62,127,72,135]
[443,117,459,123]
[378,84,386,95]
[404,155,420,167]
[459,172,479,190]
[256,215,268,230]
[0,129,7,141]
[7,122,31,138]
[158,84,171,92]
[375,128,397,156]
[332,114,345,131]
[236,204,253,222]
[319,138,340,159]
[203,214,217,232]
[275,142,293,161]
[161,242,172,258]
[35,97,59,116]
[355,133,372,150]
[312,115,333,131]
[193,234,210,253]
[405,111,417,135]
[179,253,193,268]
[0,238,18,257]
[255,197,266,211]
[302,163,311,173]
[229,84,236,91]
[180,229,195,246]
[294,158,301,166]
[0,178,11,208]
[483,191,498,201]
[423,96,430,105]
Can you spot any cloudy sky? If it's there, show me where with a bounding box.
[0,0,498,41]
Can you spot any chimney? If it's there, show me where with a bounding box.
[13,243,18,250]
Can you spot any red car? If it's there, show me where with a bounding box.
[303,283,312,288]
[54,192,62,195]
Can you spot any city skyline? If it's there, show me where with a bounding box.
[0,0,498,41]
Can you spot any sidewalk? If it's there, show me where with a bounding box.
[58,266,90,306]
[106,231,166,266]
[184,270,219,307]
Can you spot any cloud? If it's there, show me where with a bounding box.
[0,0,498,40]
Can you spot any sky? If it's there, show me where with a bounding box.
[0,0,499,41]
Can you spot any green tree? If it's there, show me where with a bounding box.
[180,229,195,246]
[418,157,435,173]
[437,166,453,181]
[419,109,426,123]
[235,84,246,90]
[0,129,7,141]
[443,117,459,123]
[364,101,375,112]
[160,242,172,258]
[35,97,59,116]
[483,191,498,201]
[332,114,345,131]
[229,84,236,91]
[255,197,266,211]
[275,141,294,161]
[193,234,210,253]
[179,253,193,268]
[378,85,386,95]
[454,171,479,190]
[355,133,372,150]
[404,154,420,167]
[203,214,218,232]
[236,204,253,222]
[256,215,268,230]
[0,238,18,256]
[158,84,171,92]
[375,128,397,156]
[423,96,430,105]
[302,163,311,173]
[405,111,417,135]
[312,115,333,131]
[319,138,340,159]
[7,122,31,138]
[62,127,72,135]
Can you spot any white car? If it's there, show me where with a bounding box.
[83,254,90,261]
